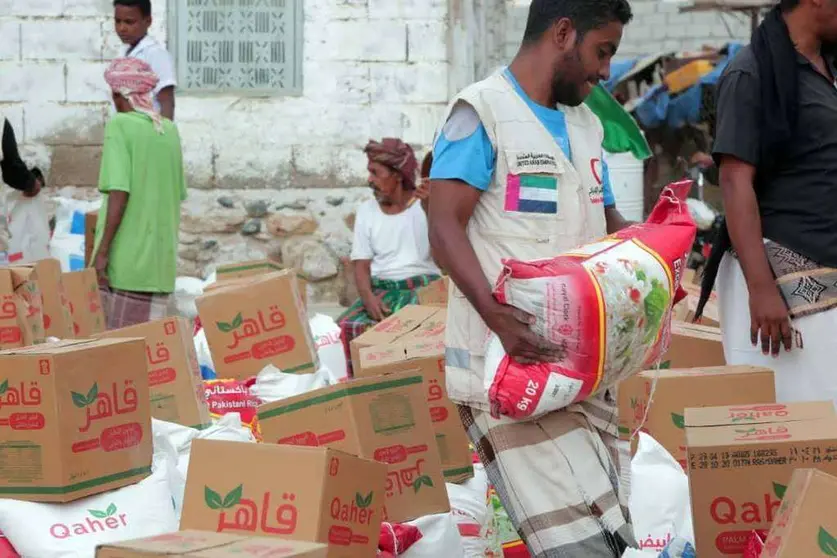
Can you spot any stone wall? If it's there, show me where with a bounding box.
[1,0,487,302]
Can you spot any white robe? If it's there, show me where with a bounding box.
[718,253,837,406]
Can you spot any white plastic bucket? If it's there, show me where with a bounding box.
[604,150,645,222]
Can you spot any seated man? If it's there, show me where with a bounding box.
[339,139,440,372]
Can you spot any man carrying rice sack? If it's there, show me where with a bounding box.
[428,1,639,556]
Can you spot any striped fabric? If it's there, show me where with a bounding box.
[100,287,171,330]
[459,392,635,558]
[337,274,440,375]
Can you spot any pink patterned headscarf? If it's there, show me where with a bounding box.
[104,57,163,133]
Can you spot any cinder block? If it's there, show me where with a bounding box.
[178,120,217,190]
[0,62,66,103]
[63,0,112,17]
[48,145,103,187]
[369,0,446,20]
[21,20,103,61]
[0,0,61,16]
[216,139,294,189]
[370,63,449,104]
[333,145,371,186]
[304,0,368,22]
[302,61,371,104]
[0,21,20,61]
[400,103,446,145]
[407,21,447,62]
[314,20,407,61]
[25,103,106,145]
[66,62,110,102]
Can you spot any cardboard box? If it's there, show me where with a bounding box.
[196,271,317,380]
[97,317,211,429]
[357,314,473,484]
[686,403,837,557]
[349,305,440,374]
[7,267,46,344]
[96,531,328,557]
[684,401,835,429]
[761,469,837,558]
[677,283,719,327]
[416,277,449,307]
[63,269,106,337]
[180,440,386,558]
[214,260,308,308]
[0,269,43,349]
[0,338,152,502]
[216,259,283,282]
[11,259,74,339]
[259,371,451,523]
[657,322,725,369]
[617,366,776,467]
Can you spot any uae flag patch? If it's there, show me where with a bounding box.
[504,174,558,214]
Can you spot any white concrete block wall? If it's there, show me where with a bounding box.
[0,0,453,190]
[506,0,752,61]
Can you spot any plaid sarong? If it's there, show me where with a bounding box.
[100,287,171,330]
[460,394,635,558]
[337,274,439,374]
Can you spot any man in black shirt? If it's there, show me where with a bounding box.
[1,118,42,196]
[711,0,837,404]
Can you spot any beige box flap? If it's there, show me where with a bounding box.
[685,401,835,428]
[686,416,837,448]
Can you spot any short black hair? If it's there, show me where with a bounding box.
[780,0,800,9]
[114,0,151,17]
[522,0,633,44]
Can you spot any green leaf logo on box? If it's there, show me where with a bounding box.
[412,475,434,493]
[820,527,837,555]
[355,491,374,509]
[71,383,99,408]
[0,380,8,396]
[88,503,117,519]
[204,484,243,510]
[671,413,685,429]
[216,313,244,334]
[773,482,787,500]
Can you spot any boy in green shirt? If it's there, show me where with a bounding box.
[94,57,187,329]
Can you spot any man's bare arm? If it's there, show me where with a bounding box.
[353,259,387,321]
[99,191,129,256]
[158,86,175,121]
[720,157,772,293]
[720,155,791,353]
[429,179,561,362]
[605,206,633,233]
[428,180,494,314]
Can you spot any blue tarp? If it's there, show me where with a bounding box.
[632,43,744,129]
[603,59,639,92]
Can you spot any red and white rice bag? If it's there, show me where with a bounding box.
[203,378,262,440]
[484,181,696,419]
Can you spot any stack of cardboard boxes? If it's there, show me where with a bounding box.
[0,258,465,557]
[172,266,467,555]
[617,272,837,557]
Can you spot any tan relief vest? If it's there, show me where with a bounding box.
[442,71,609,409]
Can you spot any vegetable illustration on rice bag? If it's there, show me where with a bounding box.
[484,181,696,420]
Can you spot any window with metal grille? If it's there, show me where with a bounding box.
[168,0,302,95]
